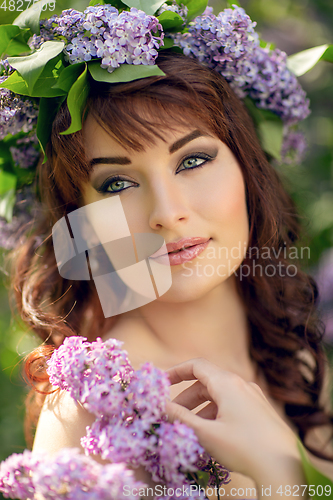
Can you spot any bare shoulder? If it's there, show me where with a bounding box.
[33,389,95,455]
[104,313,173,370]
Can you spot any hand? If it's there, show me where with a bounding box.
[166,358,305,496]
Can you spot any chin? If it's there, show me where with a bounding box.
[154,267,230,303]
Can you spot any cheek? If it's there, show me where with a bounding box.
[194,164,249,240]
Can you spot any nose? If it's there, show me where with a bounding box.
[148,177,190,231]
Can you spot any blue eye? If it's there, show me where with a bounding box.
[177,154,212,173]
[98,176,136,194]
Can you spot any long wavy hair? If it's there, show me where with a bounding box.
[11,51,332,457]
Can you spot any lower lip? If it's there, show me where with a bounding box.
[166,240,211,266]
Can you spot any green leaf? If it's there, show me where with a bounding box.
[0,56,67,98]
[89,60,165,83]
[184,0,208,21]
[259,39,275,51]
[0,189,16,222]
[0,70,29,94]
[0,141,13,173]
[37,96,67,161]
[29,55,67,97]
[258,120,283,161]
[0,170,17,197]
[13,0,56,35]
[287,44,332,77]
[158,11,184,31]
[60,64,89,136]
[297,440,333,500]
[227,0,240,6]
[244,98,283,160]
[121,0,165,15]
[322,45,333,63]
[195,470,210,489]
[52,63,86,92]
[160,37,175,49]
[7,41,65,93]
[0,25,30,58]
[89,0,106,5]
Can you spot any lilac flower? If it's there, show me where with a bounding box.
[144,421,204,487]
[10,136,40,169]
[315,249,333,343]
[195,451,230,488]
[125,363,170,423]
[82,416,153,464]
[54,6,164,72]
[2,337,230,497]
[173,5,310,126]
[50,10,85,40]
[47,336,133,414]
[0,76,38,140]
[0,450,38,499]
[0,448,146,500]
[0,59,14,78]
[317,249,333,303]
[280,127,308,164]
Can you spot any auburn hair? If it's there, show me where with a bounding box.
[10,51,332,456]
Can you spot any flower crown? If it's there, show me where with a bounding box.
[0,0,332,247]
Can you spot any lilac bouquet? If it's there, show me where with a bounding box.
[0,336,230,500]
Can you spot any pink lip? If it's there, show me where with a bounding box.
[150,237,211,266]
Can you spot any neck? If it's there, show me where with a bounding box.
[127,276,257,382]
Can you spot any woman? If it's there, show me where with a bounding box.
[10,48,332,498]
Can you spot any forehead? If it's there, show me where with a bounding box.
[82,113,212,160]
[83,91,222,155]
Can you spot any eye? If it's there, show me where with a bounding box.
[97,176,137,194]
[177,154,212,173]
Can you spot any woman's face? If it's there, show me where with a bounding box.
[81,113,249,303]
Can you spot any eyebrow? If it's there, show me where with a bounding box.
[169,129,206,154]
[89,129,207,167]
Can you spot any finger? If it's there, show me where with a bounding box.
[166,401,219,454]
[167,358,235,407]
[172,380,212,410]
[195,402,218,420]
[167,358,218,385]
[248,382,269,401]
[165,400,202,431]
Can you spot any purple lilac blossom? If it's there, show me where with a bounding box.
[1,336,229,497]
[317,249,333,303]
[0,448,146,500]
[316,248,333,341]
[195,452,230,488]
[145,421,205,487]
[280,126,308,164]
[48,336,218,490]
[28,18,56,50]
[9,135,40,169]
[47,336,133,410]
[45,5,164,71]
[0,73,38,141]
[0,450,38,499]
[173,6,310,124]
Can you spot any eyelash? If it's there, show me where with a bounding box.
[97,153,214,194]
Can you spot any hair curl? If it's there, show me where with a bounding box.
[10,51,333,457]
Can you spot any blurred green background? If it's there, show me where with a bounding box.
[0,0,332,492]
